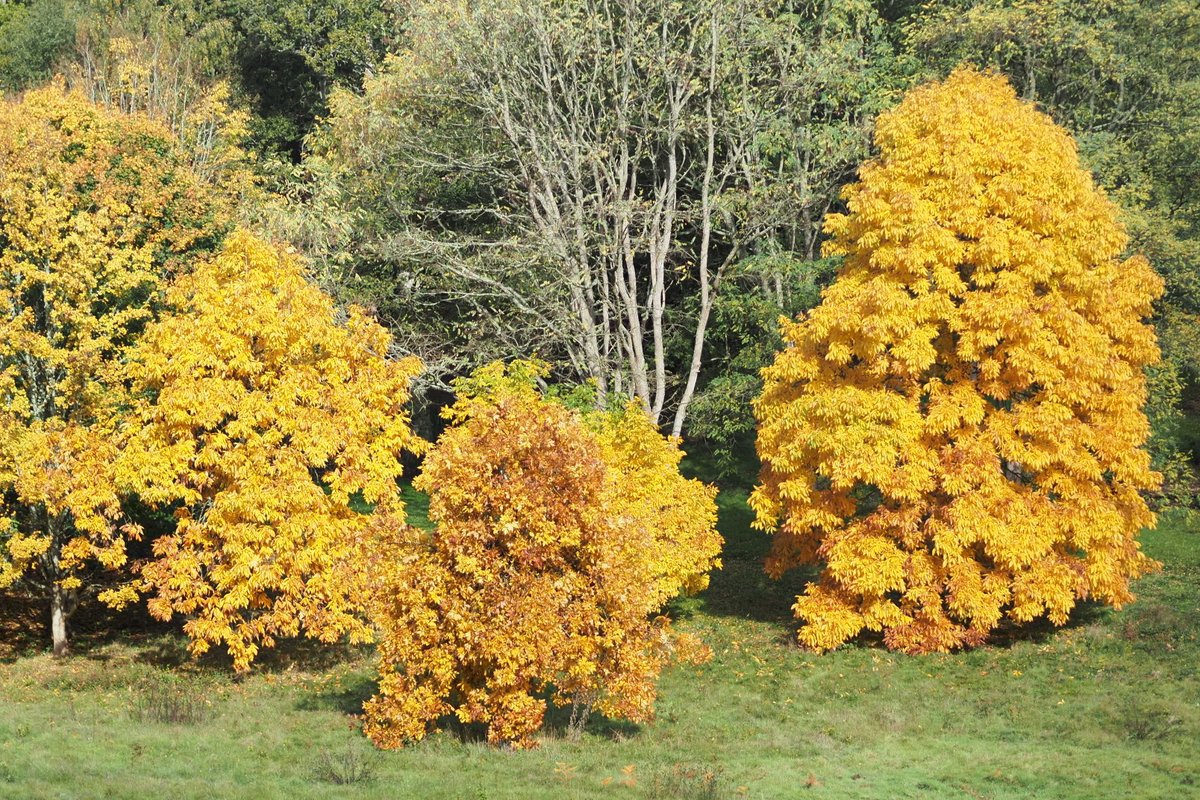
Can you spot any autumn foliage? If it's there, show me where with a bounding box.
[0,82,225,654]
[363,362,721,749]
[117,232,424,670]
[751,69,1163,654]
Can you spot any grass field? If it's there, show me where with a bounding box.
[1,483,1197,799]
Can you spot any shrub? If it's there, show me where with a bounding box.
[362,361,721,748]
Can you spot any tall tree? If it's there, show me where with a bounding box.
[903,0,1200,497]
[117,232,425,671]
[752,69,1163,653]
[0,83,226,656]
[301,0,899,434]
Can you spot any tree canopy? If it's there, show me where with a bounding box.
[751,69,1163,653]
[0,81,226,655]
[117,231,424,670]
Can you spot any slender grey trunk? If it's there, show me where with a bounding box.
[51,586,75,658]
[671,12,724,438]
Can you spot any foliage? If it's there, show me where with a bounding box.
[904,0,1200,500]
[683,256,839,477]
[231,0,399,155]
[116,231,424,671]
[298,44,551,385]
[0,82,226,654]
[751,69,1164,654]
[0,0,77,91]
[66,0,256,194]
[904,0,1198,135]
[363,361,721,749]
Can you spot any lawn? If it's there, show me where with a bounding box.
[0,486,1196,799]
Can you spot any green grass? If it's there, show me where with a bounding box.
[401,481,433,530]
[1,495,1197,799]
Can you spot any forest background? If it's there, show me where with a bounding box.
[3,0,1196,483]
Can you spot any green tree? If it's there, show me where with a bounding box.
[232,0,399,156]
[0,0,77,91]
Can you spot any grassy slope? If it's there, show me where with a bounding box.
[0,490,1197,799]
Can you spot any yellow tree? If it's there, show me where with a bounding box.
[751,68,1164,654]
[0,82,225,656]
[117,232,424,671]
[363,362,720,749]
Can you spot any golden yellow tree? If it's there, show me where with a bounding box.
[117,232,424,670]
[363,362,720,749]
[0,82,225,656]
[751,68,1163,654]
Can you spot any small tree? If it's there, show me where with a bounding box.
[0,82,225,656]
[751,69,1164,654]
[117,232,424,670]
[363,362,721,749]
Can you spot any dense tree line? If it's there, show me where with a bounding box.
[3,2,1195,478]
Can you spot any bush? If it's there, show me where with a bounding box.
[362,361,722,749]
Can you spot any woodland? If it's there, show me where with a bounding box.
[1,1,1199,797]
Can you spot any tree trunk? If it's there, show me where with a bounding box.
[51,586,75,658]
[672,15,723,439]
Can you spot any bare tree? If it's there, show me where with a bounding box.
[307,0,896,432]
[401,0,752,432]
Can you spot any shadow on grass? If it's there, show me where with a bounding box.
[691,477,1151,655]
[697,558,815,626]
[540,699,642,743]
[0,586,377,684]
[0,590,178,664]
[679,439,759,493]
[108,616,371,677]
[984,601,1113,649]
[231,639,372,676]
[0,593,53,663]
[690,483,818,627]
[296,672,379,715]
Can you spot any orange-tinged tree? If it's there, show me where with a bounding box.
[750,68,1164,654]
[363,362,721,749]
[117,231,424,671]
[0,82,225,656]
